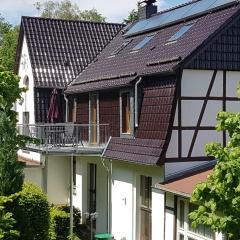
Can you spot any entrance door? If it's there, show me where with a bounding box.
[90,94,98,144]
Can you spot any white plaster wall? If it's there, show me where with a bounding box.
[111,161,164,240]
[47,156,69,205]
[226,101,240,112]
[16,36,35,124]
[181,100,203,126]
[166,130,178,158]
[152,189,165,240]
[201,101,222,126]
[24,167,43,188]
[181,70,214,97]
[73,156,108,232]
[165,209,174,240]
[226,71,240,97]
[182,130,194,157]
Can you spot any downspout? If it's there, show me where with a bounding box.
[64,94,69,122]
[135,77,142,128]
[101,136,112,233]
[69,154,74,237]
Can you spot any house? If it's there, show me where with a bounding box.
[15,16,123,204]
[16,0,240,239]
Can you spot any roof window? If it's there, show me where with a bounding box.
[167,22,194,43]
[110,39,132,56]
[131,35,155,52]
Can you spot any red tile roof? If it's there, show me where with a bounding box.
[156,168,213,197]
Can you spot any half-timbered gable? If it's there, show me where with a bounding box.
[15,16,123,123]
[66,0,240,166]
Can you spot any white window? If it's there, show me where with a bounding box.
[177,199,214,240]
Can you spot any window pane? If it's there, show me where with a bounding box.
[179,200,185,228]
[140,176,152,208]
[168,23,194,42]
[132,35,154,51]
[89,163,97,213]
[122,92,131,133]
[179,234,184,240]
[140,209,152,240]
[73,157,76,187]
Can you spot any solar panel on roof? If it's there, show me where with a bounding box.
[125,0,236,37]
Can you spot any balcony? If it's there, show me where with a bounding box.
[17,123,110,155]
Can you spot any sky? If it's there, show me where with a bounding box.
[0,0,190,26]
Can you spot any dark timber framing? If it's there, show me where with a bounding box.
[223,70,227,147]
[187,70,217,158]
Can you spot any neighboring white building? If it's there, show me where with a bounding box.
[15,0,240,239]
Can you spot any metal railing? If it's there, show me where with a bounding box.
[17,123,110,151]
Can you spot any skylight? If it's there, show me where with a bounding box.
[167,22,194,42]
[131,35,155,52]
[110,39,132,56]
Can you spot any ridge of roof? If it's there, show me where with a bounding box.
[21,15,124,26]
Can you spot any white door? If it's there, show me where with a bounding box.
[112,169,133,240]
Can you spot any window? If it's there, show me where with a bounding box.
[140,176,152,240]
[177,199,214,240]
[121,91,131,134]
[23,76,29,90]
[110,39,132,56]
[167,23,194,43]
[131,35,155,52]
[88,163,97,214]
[73,157,76,189]
[90,94,98,144]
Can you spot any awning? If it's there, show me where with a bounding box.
[155,168,213,198]
[18,155,41,167]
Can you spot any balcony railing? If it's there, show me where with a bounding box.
[17,123,110,153]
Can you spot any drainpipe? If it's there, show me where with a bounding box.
[101,137,112,233]
[69,154,74,237]
[135,77,142,128]
[64,94,69,123]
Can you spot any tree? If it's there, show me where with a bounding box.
[0,16,18,72]
[35,0,106,22]
[0,64,31,196]
[189,110,240,239]
[123,9,139,24]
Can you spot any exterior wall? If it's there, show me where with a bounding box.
[166,69,240,160]
[24,167,43,188]
[16,36,35,124]
[163,192,223,240]
[46,156,69,205]
[73,156,108,233]
[76,94,89,124]
[111,161,164,240]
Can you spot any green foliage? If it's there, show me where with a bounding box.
[189,111,240,239]
[49,206,69,240]
[0,196,19,240]
[6,183,50,240]
[35,0,106,22]
[0,16,19,71]
[0,66,30,196]
[123,9,139,24]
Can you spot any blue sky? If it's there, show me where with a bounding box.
[1,0,190,26]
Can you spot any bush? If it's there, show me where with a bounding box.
[49,205,82,240]
[0,196,19,240]
[6,183,50,240]
[49,206,69,240]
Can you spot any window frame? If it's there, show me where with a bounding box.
[89,93,99,145]
[119,89,134,137]
[177,198,215,240]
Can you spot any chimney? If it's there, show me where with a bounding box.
[138,0,157,20]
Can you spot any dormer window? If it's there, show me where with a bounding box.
[110,39,132,56]
[167,22,194,43]
[131,34,155,52]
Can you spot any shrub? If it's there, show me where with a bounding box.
[6,183,50,240]
[49,206,69,240]
[0,196,19,240]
